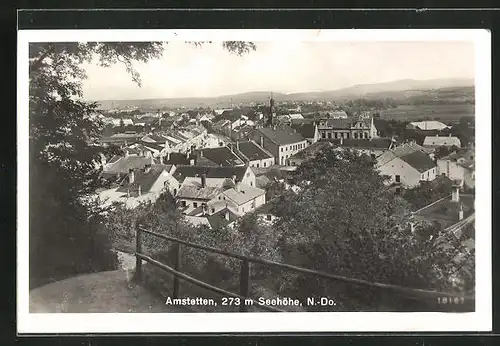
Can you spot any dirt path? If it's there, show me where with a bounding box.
[29,269,171,313]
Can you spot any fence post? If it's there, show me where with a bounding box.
[239,259,250,312]
[135,228,143,281]
[173,242,181,299]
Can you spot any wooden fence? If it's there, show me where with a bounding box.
[134,227,475,312]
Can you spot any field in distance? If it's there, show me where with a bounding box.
[379,104,475,122]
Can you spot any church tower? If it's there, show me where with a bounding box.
[267,93,275,127]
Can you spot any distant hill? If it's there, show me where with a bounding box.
[95,78,474,110]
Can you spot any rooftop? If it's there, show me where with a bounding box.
[423,136,462,147]
[289,141,333,160]
[116,164,173,194]
[321,138,393,150]
[194,146,245,167]
[410,120,449,131]
[256,125,305,146]
[103,155,154,175]
[173,165,249,183]
[399,150,437,173]
[290,123,317,139]
[222,184,265,206]
[206,207,239,230]
[237,141,273,161]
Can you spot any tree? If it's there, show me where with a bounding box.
[273,148,470,311]
[29,41,256,288]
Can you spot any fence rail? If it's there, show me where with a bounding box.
[135,227,475,312]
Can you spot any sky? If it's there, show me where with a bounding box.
[81,41,475,101]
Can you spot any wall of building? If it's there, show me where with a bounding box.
[252,132,279,161]
[248,157,275,169]
[278,140,308,166]
[237,194,266,214]
[378,157,425,188]
[150,171,180,196]
[240,167,257,187]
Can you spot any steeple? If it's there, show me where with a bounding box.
[267,93,275,127]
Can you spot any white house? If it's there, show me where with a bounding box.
[252,125,308,166]
[207,183,266,216]
[423,134,462,149]
[376,143,438,188]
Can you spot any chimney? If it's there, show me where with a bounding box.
[235,182,241,192]
[100,153,107,167]
[340,137,343,145]
[144,163,152,173]
[260,136,264,148]
[225,209,230,221]
[458,203,464,221]
[201,173,207,188]
[138,185,142,196]
[166,152,171,162]
[236,140,240,150]
[451,183,460,203]
[190,158,195,166]
[200,150,204,158]
[125,149,130,157]
[232,174,237,183]
[128,168,135,184]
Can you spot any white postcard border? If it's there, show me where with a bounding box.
[17,29,491,333]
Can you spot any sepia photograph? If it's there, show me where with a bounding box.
[17,29,491,333]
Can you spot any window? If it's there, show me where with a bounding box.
[395,187,401,195]
[266,214,272,221]
[364,132,368,139]
[193,202,198,208]
[173,189,177,195]
[247,172,250,177]
[181,201,187,207]
[211,208,215,213]
[334,132,338,139]
[395,175,401,183]
[250,182,253,186]
[218,196,221,200]
[442,173,446,177]
[354,133,358,139]
[370,154,376,159]
[341,133,344,138]
[427,171,429,179]
[281,147,284,152]
[327,132,332,139]
[292,161,296,166]
[264,162,267,167]
[421,174,424,180]
[346,132,350,139]
[322,132,326,139]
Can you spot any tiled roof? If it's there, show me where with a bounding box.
[237,141,273,161]
[318,118,352,129]
[193,147,245,167]
[222,184,265,206]
[173,165,248,183]
[177,184,223,201]
[207,207,239,230]
[164,152,190,165]
[423,136,461,147]
[256,175,271,188]
[116,164,172,194]
[290,123,317,139]
[256,125,305,146]
[399,151,437,173]
[103,156,154,174]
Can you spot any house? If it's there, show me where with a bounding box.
[176,174,234,213]
[193,146,246,167]
[235,140,275,168]
[101,154,157,181]
[207,183,266,216]
[252,125,308,166]
[423,134,462,149]
[172,165,257,188]
[290,123,320,145]
[437,149,475,189]
[184,207,239,230]
[376,142,438,188]
[100,132,143,146]
[407,121,449,131]
[317,115,378,140]
[98,164,176,209]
